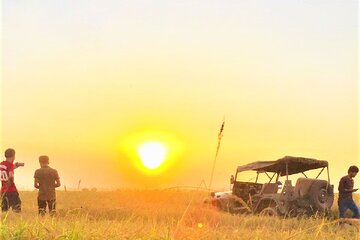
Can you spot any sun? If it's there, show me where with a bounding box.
[137,142,167,170]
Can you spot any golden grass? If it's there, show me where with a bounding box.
[0,190,358,239]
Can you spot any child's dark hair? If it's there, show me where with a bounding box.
[39,155,49,164]
[4,148,15,158]
[348,165,359,174]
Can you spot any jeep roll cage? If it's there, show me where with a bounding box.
[235,156,330,184]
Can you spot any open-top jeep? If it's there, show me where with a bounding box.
[210,156,334,216]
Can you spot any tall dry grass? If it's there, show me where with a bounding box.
[0,190,358,239]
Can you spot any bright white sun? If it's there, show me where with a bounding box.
[137,142,167,170]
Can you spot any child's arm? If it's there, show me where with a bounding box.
[34,170,40,189]
[54,170,61,188]
[34,177,40,189]
[55,178,61,188]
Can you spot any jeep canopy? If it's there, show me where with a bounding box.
[236,156,328,176]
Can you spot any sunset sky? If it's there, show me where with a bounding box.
[1,1,358,190]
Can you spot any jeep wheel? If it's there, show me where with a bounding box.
[259,207,278,217]
[308,181,334,211]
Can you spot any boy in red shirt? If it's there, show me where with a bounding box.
[0,148,24,212]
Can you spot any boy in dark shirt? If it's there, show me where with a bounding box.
[338,165,359,218]
[34,155,60,216]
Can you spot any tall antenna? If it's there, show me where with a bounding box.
[78,179,82,190]
[208,118,225,191]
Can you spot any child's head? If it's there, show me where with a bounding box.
[348,165,359,178]
[39,155,50,167]
[5,148,16,162]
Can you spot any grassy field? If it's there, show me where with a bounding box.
[0,190,358,239]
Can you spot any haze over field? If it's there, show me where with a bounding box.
[1,1,358,190]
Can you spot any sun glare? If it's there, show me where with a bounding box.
[137,142,167,170]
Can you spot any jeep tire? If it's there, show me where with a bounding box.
[259,207,278,217]
[308,180,334,211]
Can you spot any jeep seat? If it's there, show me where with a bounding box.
[260,183,278,194]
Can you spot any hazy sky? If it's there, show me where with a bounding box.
[1,0,358,190]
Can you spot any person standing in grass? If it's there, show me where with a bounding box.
[338,165,360,218]
[0,148,24,212]
[34,155,61,216]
